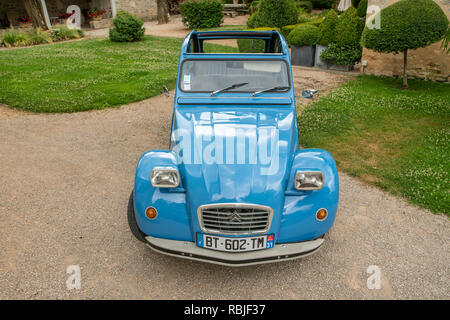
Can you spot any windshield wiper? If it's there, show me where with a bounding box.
[252,86,290,97]
[210,82,249,96]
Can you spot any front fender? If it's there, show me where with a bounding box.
[278,148,339,243]
[134,150,192,241]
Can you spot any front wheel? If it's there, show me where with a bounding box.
[127,190,147,243]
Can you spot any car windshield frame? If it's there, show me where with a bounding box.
[178,58,291,94]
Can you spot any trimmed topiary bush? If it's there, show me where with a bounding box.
[248,0,299,29]
[287,24,319,47]
[180,0,224,29]
[320,7,363,67]
[109,11,145,42]
[281,24,298,38]
[361,0,449,88]
[317,9,338,45]
[247,10,264,29]
[357,0,368,17]
[336,6,361,46]
[282,18,323,38]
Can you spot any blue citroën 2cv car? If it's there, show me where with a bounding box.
[127,30,339,266]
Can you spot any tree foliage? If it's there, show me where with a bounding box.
[361,0,448,54]
[247,0,298,29]
[317,9,338,46]
[180,0,223,29]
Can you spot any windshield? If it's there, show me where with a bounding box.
[179,60,290,93]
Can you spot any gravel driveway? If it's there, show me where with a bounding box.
[0,69,448,300]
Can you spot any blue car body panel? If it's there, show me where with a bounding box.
[133,30,339,251]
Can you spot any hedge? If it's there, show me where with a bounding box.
[180,0,224,29]
[287,24,319,47]
[247,0,298,29]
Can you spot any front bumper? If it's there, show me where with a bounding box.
[145,236,324,267]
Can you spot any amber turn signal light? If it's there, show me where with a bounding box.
[316,208,328,221]
[145,207,158,220]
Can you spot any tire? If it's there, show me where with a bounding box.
[127,190,147,243]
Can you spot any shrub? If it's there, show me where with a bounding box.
[317,9,338,45]
[357,0,367,17]
[311,0,333,9]
[287,24,319,47]
[361,0,448,88]
[320,43,362,65]
[1,29,30,47]
[336,6,361,46]
[27,28,52,45]
[51,25,83,41]
[109,11,145,42]
[237,27,280,53]
[282,18,323,38]
[180,0,223,29]
[281,24,297,38]
[247,10,264,29]
[297,1,312,13]
[248,0,298,28]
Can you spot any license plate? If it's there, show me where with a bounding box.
[197,233,274,252]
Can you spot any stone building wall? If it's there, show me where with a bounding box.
[115,0,157,21]
[362,0,450,82]
[0,0,26,27]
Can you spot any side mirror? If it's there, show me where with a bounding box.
[301,89,318,99]
[160,86,170,97]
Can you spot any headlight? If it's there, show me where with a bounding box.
[150,167,180,188]
[295,171,324,190]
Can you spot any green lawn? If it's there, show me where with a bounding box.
[0,35,233,112]
[299,75,450,215]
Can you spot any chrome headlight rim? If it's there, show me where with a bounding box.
[150,166,180,188]
[294,171,324,191]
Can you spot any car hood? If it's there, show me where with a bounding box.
[172,105,298,231]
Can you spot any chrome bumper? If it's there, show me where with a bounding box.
[145,236,324,267]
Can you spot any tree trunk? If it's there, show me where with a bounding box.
[23,0,46,29]
[157,0,169,25]
[402,49,408,89]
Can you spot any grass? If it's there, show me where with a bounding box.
[0,35,234,112]
[298,75,450,215]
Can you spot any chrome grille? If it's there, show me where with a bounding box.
[198,203,273,235]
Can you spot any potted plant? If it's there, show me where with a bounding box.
[87,8,107,21]
[57,10,73,25]
[287,24,319,66]
[15,15,32,28]
[315,9,338,68]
